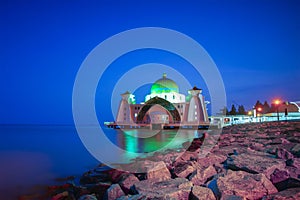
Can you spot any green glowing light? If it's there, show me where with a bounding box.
[151,73,179,94]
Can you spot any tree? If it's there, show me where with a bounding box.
[254,100,263,110]
[238,105,246,115]
[229,104,237,115]
[262,101,270,114]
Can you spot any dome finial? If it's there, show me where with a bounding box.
[163,73,167,78]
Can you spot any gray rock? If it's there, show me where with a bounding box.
[276,148,294,160]
[133,178,193,199]
[217,170,277,200]
[190,185,216,200]
[226,153,286,179]
[270,168,290,184]
[174,162,195,178]
[189,165,217,185]
[291,144,300,157]
[262,187,300,200]
[119,174,140,194]
[78,194,98,200]
[105,184,125,200]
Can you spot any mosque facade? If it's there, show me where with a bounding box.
[115,73,209,127]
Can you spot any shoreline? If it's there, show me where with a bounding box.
[21,121,300,199]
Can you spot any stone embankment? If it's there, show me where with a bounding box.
[48,121,300,200]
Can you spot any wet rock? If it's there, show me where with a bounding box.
[187,137,205,152]
[217,170,277,200]
[262,187,300,200]
[176,151,199,162]
[189,165,217,185]
[105,184,125,200]
[78,194,97,200]
[197,153,227,168]
[190,185,215,200]
[173,162,195,178]
[275,148,294,160]
[291,144,300,157]
[270,169,290,184]
[285,158,300,179]
[80,170,110,185]
[116,194,144,200]
[220,194,244,200]
[85,182,111,199]
[51,191,70,200]
[108,169,129,183]
[118,174,139,194]
[133,178,193,199]
[225,153,286,179]
[145,161,171,181]
[124,161,171,182]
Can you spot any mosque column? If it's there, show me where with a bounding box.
[116,91,133,124]
[187,87,205,123]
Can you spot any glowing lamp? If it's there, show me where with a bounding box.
[257,107,262,112]
[274,99,281,105]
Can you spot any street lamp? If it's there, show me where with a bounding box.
[274,99,281,121]
[256,107,262,122]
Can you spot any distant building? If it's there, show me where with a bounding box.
[116,73,209,127]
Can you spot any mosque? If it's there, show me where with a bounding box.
[114,73,210,129]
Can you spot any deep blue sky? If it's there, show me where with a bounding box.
[1,0,299,124]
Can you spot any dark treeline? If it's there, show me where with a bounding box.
[223,100,279,115]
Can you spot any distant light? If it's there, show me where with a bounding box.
[257,107,262,112]
[248,111,252,115]
[274,99,281,105]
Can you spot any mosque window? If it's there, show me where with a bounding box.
[173,95,175,99]
[178,105,180,108]
[165,95,167,100]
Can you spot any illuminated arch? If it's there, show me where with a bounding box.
[137,97,181,123]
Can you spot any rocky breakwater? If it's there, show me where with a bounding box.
[47,121,300,200]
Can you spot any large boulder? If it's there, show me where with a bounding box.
[118,174,140,194]
[226,153,286,179]
[270,168,290,184]
[291,143,300,157]
[189,165,217,185]
[105,184,125,200]
[262,187,300,200]
[190,185,216,200]
[197,153,227,168]
[275,148,294,160]
[217,170,277,200]
[133,178,193,199]
[146,161,171,181]
[123,161,171,182]
[173,162,195,178]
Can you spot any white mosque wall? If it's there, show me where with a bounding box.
[145,92,185,104]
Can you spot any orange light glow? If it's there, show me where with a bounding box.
[257,107,262,112]
[274,99,281,105]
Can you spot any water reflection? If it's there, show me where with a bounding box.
[106,128,204,154]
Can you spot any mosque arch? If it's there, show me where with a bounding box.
[136,97,181,123]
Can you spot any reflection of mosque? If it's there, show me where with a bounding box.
[113,73,209,129]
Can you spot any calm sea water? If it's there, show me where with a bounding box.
[0,125,202,199]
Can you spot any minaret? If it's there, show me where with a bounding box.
[187,86,208,123]
[116,91,133,124]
